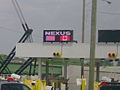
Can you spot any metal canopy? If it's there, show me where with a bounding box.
[16,43,120,59]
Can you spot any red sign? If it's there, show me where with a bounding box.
[60,36,70,41]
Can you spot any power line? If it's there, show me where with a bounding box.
[102,0,112,4]
[12,0,24,29]
[0,26,22,33]
[13,0,29,30]
[11,0,33,42]
[86,9,120,16]
[99,11,120,15]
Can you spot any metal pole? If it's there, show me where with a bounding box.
[80,58,84,90]
[38,58,42,79]
[88,0,97,90]
[96,61,100,82]
[46,59,49,83]
[81,58,84,78]
[82,0,85,43]
[81,0,85,79]
[64,58,69,90]
[64,59,67,79]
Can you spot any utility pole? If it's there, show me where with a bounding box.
[82,0,85,43]
[81,0,85,78]
[88,0,97,90]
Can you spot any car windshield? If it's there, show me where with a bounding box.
[1,83,31,90]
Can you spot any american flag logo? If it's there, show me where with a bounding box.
[60,35,70,41]
[46,36,55,41]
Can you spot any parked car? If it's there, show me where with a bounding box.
[0,80,31,90]
[100,82,120,90]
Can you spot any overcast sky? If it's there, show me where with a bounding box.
[0,0,120,54]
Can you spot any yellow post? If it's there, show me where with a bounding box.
[35,80,46,90]
[36,80,42,90]
[52,82,55,88]
[41,80,46,90]
[81,79,86,90]
[94,82,100,90]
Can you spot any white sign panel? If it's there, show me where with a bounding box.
[16,43,120,59]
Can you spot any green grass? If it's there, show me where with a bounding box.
[0,58,85,75]
[2,63,62,75]
[48,58,82,65]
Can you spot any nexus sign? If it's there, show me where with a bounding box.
[43,30,73,42]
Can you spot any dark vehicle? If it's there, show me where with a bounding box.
[100,82,120,90]
[0,80,31,90]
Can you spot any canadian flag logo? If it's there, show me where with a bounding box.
[60,36,70,41]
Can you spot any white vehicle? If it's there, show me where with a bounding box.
[0,80,31,90]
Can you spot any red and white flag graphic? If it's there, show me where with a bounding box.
[60,36,70,41]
